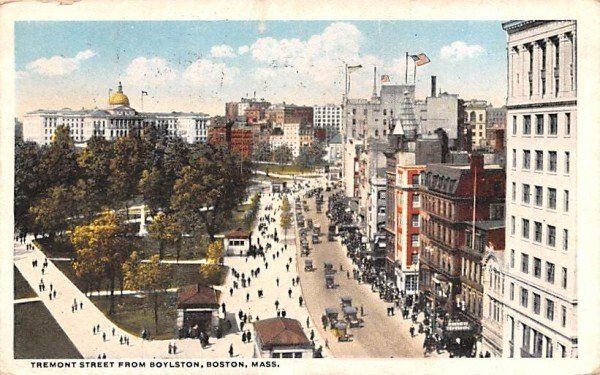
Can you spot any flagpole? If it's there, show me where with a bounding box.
[414,61,417,85]
[141,91,144,111]
[405,52,408,84]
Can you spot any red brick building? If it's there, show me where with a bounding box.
[208,124,254,160]
[419,154,505,316]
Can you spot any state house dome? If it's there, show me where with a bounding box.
[109,81,130,106]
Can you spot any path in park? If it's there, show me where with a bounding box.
[13,179,328,359]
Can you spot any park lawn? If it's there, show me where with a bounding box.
[254,163,315,175]
[14,266,37,300]
[14,302,82,359]
[54,261,229,296]
[90,293,178,340]
[34,237,75,259]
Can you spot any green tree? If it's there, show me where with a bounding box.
[14,140,44,235]
[148,212,181,260]
[123,252,173,334]
[109,136,147,219]
[273,145,293,165]
[38,125,79,189]
[29,185,76,237]
[171,144,250,241]
[200,241,223,285]
[252,141,272,162]
[75,136,114,220]
[139,166,171,215]
[71,211,132,315]
[281,195,291,214]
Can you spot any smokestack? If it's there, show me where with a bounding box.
[431,76,437,98]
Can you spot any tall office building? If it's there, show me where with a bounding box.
[501,20,577,358]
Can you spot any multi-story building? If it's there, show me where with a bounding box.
[464,99,490,149]
[23,82,210,146]
[269,123,315,157]
[313,104,342,142]
[482,241,507,357]
[419,155,505,317]
[501,20,577,358]
[207,124,254,159]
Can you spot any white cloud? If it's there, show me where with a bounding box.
[124,57,177,84]
[238,45,250,55]
[25,49,97,76]
[182,59,239,88]
[210,44,235,58]
[440,41,485,61]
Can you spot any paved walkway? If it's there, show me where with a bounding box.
[13,184,329,359]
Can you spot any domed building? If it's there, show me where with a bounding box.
[109,82,130,107]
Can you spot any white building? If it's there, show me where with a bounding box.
[313,104,342,141]
[22,82,210,146]
[502,20,577,358]
[482,244,506,357]
[269,123,303,157]
[464,99,489,149]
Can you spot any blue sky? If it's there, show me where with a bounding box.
[15,21,507,117]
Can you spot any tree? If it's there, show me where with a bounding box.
[295,141,326,168]
[71,211,132,315]
[200,241,223,285]
[75,136,114,220]
[281,195,291,214]
[171,144,250,241]
[252,141,272,162]
[38,125,80,189]
[123,252,172,334]
[280,211,292,241]
[139,166,171,215]
[273,145,293,165]
[109,136,147,219]
[148,212,181,260]
[14,140,43,235]
[29,185,76,237]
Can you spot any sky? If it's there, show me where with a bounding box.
[15,21,508,118]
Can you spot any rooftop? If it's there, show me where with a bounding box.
[177,284,220,308]
[253,318,311,349]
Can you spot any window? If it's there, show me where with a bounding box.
[523,150,531,169]
[561,267,567,289]
[412,194,420,207]
[535,114,544,135]
[374,130,379,137]
[411,253,418,265]
[412,214,420,227]
[510,282,515,300]
[512,116,517,134]
[548,188,557,209]
[510,249,515,268]
[547,226,556,247]
[522,184,530,203]
[512,149,517,168]
[520,287,529,307]
[533,293,541,314]
[522,219,530,239]
[411,234,420,247]
[512,182,516,201]
[564,152,570,173]
[564,190,569,212]
[535,186,543,206]
[533,257,541,277]
[563,229,569,251]
[411,174,420,185]
[565,113,571,135]
[510,216,516,235]
[559,306,567,328]
[534,222,542,243]
[549,114,558,134]
[521,253,529,273]
[546,262,555,283]
[546,299,555,321]
[535,151,543,170]
[523,115,531,135]
[548,151,557,172]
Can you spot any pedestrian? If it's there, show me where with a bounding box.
[120,336,123,345]
[71,305,74,313]
[112,327,115,336]
[242,332,247,343]
[310,330,315,341]
[299,296,303,307]
[41,268,45,275]
[93,326,96,335]
[307,317,310,328]
[347,271,350,279]
[265,262,269,270]
[247,330,252,342]
[102,332,106,342]
[360,305,364,317]
[52,290,56,299]
[325,338,329,348]
[282,309,287,318]
[288,288,292,298]
[168,343,172,354]
[80,302,83,310]
[275,300,280,310]
[221,302,226,314]
[246,293,250,302]
[126,337,129,345]
[240,321,245,331]
[229,344,234,357]
[289,257,292,264]
[277,310,281,317]
[50,283,53,292]
[296,276,300,284]
[276,277,279,286]
[409,325,415,337]
[230,287,234,297]
[173,342,177,354]
[49,292,52,300]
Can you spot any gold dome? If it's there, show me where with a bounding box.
[109,81,130,106]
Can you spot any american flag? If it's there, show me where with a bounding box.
[380,75,390,83]
[411,53,431,66]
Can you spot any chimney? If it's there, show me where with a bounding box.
[470,153,484,174]
[431,76,437,98]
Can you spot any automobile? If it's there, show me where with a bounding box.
[343,306,361,328]
[311,233,319,244]
[307,219,313,229]
[340,296,352,308]
[324,307,339,327]
[333,322,351,342]
[328,232,335,242]
[304,259,314,271]
[313,224,321,235]
[323,262,335,275]
[325,274,335,289]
